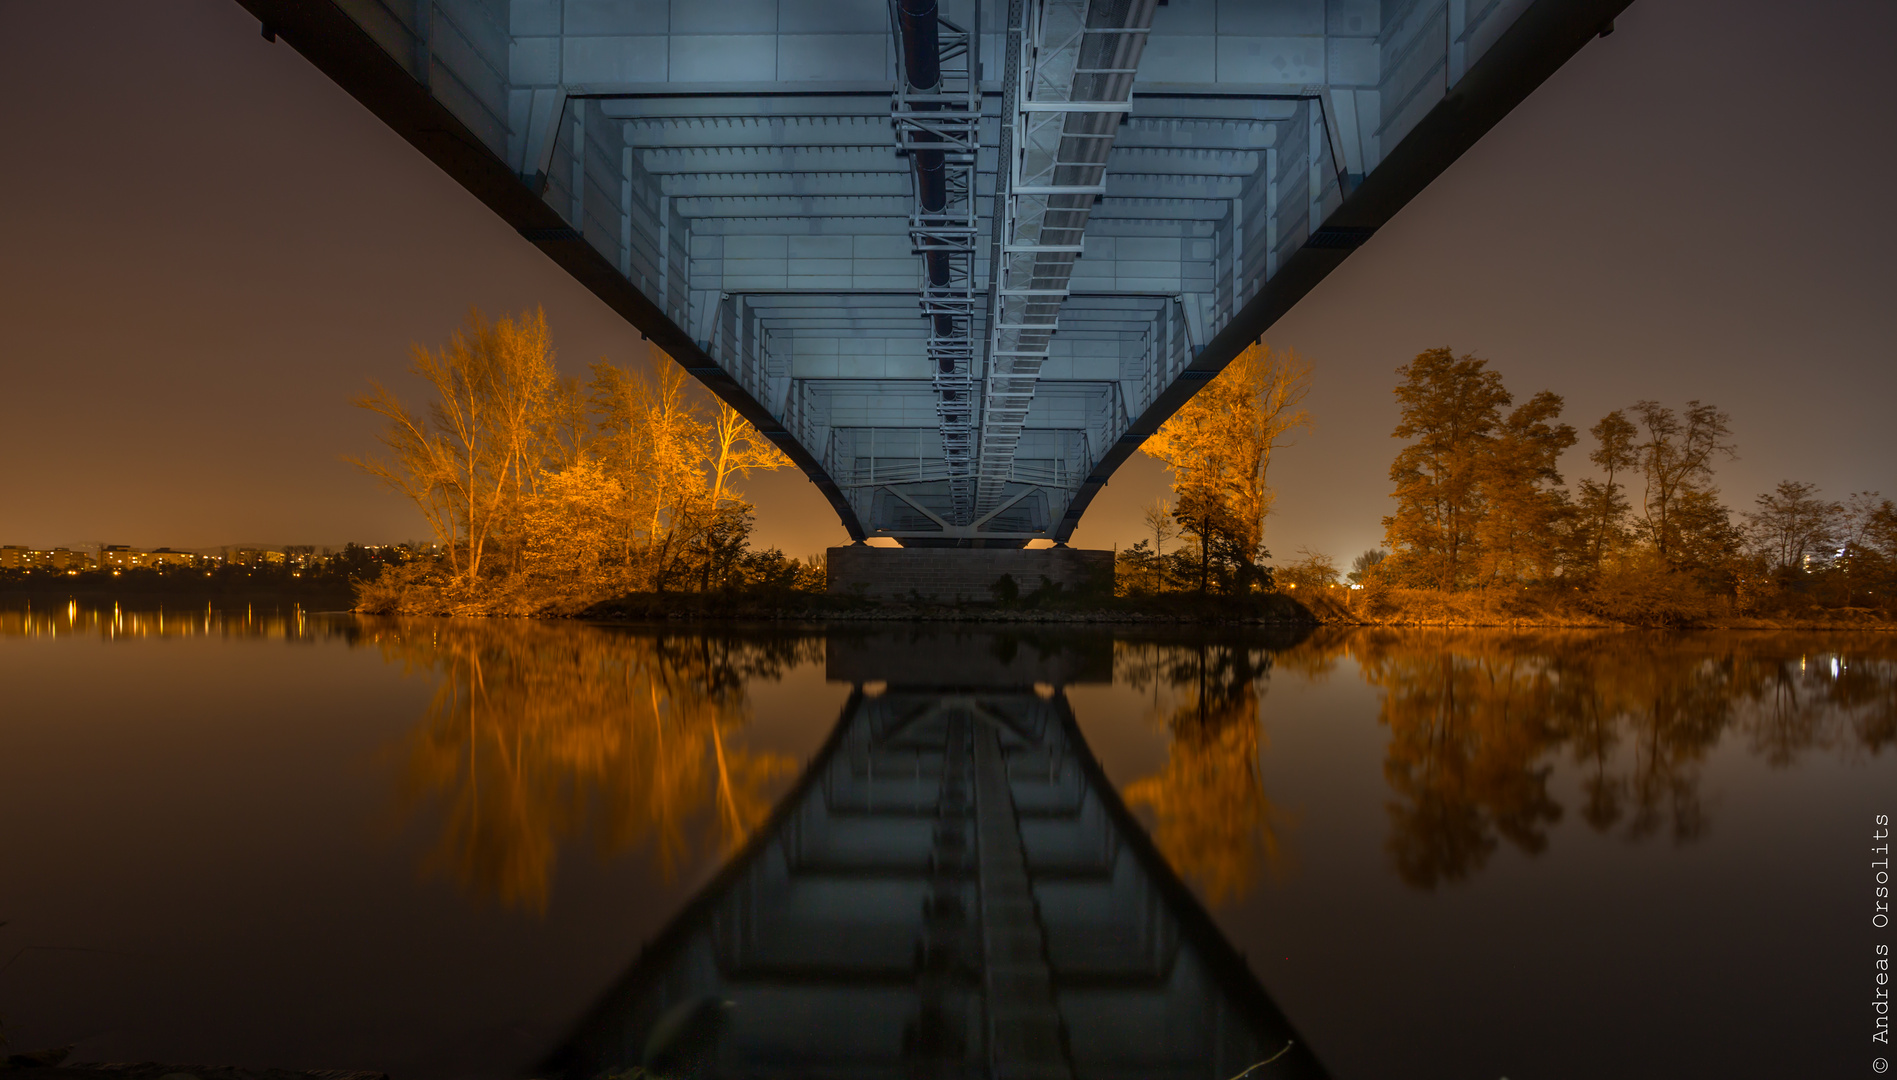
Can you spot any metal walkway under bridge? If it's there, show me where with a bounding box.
[245,0,1628,546]
[540,631,1329,1079]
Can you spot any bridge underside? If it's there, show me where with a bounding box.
[243,0,1627,545]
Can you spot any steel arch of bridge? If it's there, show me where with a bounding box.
[242,0,1629,546]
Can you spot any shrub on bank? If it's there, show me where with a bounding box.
[352,545,827,617]
[1301,571,1892,629]
[1342,584,1601,627]
[1580,554,1722,627]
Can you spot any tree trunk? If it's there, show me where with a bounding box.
[1200,511,1210,594]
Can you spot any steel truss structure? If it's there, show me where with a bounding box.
[241,0,1632,547]
[979,0,1155,517]
[894,1,985,523]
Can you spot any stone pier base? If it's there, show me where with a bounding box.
[826,545,1114,603]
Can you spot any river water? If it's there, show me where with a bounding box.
[0,603,1890,1079]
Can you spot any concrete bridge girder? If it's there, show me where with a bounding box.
[249,0,1631,544]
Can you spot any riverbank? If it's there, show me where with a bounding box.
[570,585,1894,630]
[9,579,1887,631]
[362,584,1321,626]
[331,557,1897,629]
[1292,584,1897,631]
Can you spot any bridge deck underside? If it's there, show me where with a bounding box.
[259,0,1628,543]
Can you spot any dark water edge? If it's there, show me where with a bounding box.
[359,585,1329,625]
[374,583,1897,629]
[365,587,1318,626]
[17,579,1884,632]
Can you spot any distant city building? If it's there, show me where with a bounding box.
[55,548,95,571]
[4,546,97,572]
[2,541,437,577]
[9,544,204,573]
[145,548,201,569]
[101,545,199,570]
[227,547,286,568]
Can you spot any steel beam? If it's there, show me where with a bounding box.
[235,0,1634,550]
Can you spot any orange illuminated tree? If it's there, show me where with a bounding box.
[1139,342,1312,593]
[349,308,806,606]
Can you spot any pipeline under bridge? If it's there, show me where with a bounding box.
[240,0,1629,546]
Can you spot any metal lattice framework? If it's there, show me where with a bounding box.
[979,0,1154,517]
[241,0,1631,547]
[894,2,985,522]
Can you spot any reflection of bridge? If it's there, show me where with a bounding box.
[242,0,1623,546]
[541,633,1326,1078]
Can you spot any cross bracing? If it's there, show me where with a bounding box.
[246,0,1631,546]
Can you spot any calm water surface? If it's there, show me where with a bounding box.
[0,603,1890,1079]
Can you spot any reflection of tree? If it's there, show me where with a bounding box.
[1308,630,1897,889]
[1603,648,1726,843]
[1118,641,1289,904]
[367,620,816,911]
[1363,639,1564,888]
[1731,641,1897,764]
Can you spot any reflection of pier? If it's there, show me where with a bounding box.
[544,632,1326,1079]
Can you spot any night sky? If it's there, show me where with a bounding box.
[2,0,1892,563]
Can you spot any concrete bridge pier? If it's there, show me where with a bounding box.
[826,545,1114,604]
